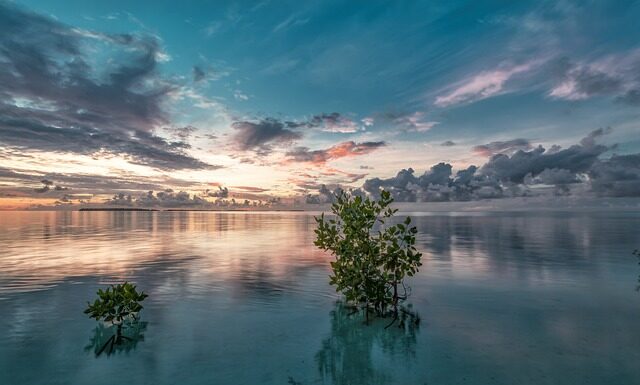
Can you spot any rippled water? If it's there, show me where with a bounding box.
[1,210,639,385]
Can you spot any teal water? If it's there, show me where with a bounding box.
[0,211,639,385]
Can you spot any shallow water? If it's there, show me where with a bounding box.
[0,210,639,385]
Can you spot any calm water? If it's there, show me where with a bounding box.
[0,210,639,385]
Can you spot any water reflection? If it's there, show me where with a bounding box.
[406,212,640,287]
[634,249,640,291]
[0,211,329,298]
[0,211,639,384]
[85,321,147,357]
[315,302,419,385]
[2,211,638,298]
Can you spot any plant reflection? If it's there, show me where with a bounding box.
[634,249,640,291]
[315,302,419,385]
[84,321,147,357]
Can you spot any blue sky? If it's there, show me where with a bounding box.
[1,0,639,208]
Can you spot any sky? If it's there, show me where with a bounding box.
[0,0,639,209]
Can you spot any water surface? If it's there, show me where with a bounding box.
[1,211,639,385]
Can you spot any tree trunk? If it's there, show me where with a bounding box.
[115,323,123,344]
[392,278,399,315]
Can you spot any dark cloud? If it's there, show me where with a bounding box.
[308,112,358,133]
[551,56,640,103]
[589,154,640,197]
[480,131,607,184]
[34,186,49,193]
[0,2,216,171]
[525,168,580,195]
[569,68,622,96]
[231,118,302,153]
[229,113,363,154]
[173,126,197,141]
[473,139,532,157]
[362,129,639,201]
[580,127,612,148]
[441,140,456,146]
[104,189,279,209]
[615,89,640,106]
[31,180,69,194]
[106,190,212,208]
[286,141,385,164]
[285,112,359,133]
[305,184,346,204]
[206,186,229,198]
[527,168,579,185]
[193,66,206,82]
[363,164,458,202]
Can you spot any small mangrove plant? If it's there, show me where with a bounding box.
[314,190,422,326]
[84,282,148,355]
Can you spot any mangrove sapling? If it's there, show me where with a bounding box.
[380,215,422,328]
[84,282,148,355]
[314,190,422,325]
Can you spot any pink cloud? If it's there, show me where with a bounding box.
[435,63,534,107]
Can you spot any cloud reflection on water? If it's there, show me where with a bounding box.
[0,211,639,384]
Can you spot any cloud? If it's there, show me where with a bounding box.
[524,168,580,195]
[108,190,212,208]
[589,154,640,197]
[479,141,606,184]
[193,66,206,82]
[305,184,343,204]
[273,14,309,33]
[104,188,280,209]
[362,128,638,201]
[230,113,362,154]
[0,2,216,171]
[34,186,49,194]
[205,186,229,198]
[549,51,640,103]
[579,126,612,148]
[361,117,374,127]
[0,165,197,197]
[233,90,249,101]
[379,111,438,133]
[231,118,302,153]
[231,186,269,193]
[33,179,70,193]
[529,168,580,185]
[300,112,360,133]
[173,126,197,141]
[473,138,532,157]
[363,163,457,202]
[435,63,534,107]
[286,141,386,165]
[393,111,438,132]
[549,64,622,100]
[616,89,640,106]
